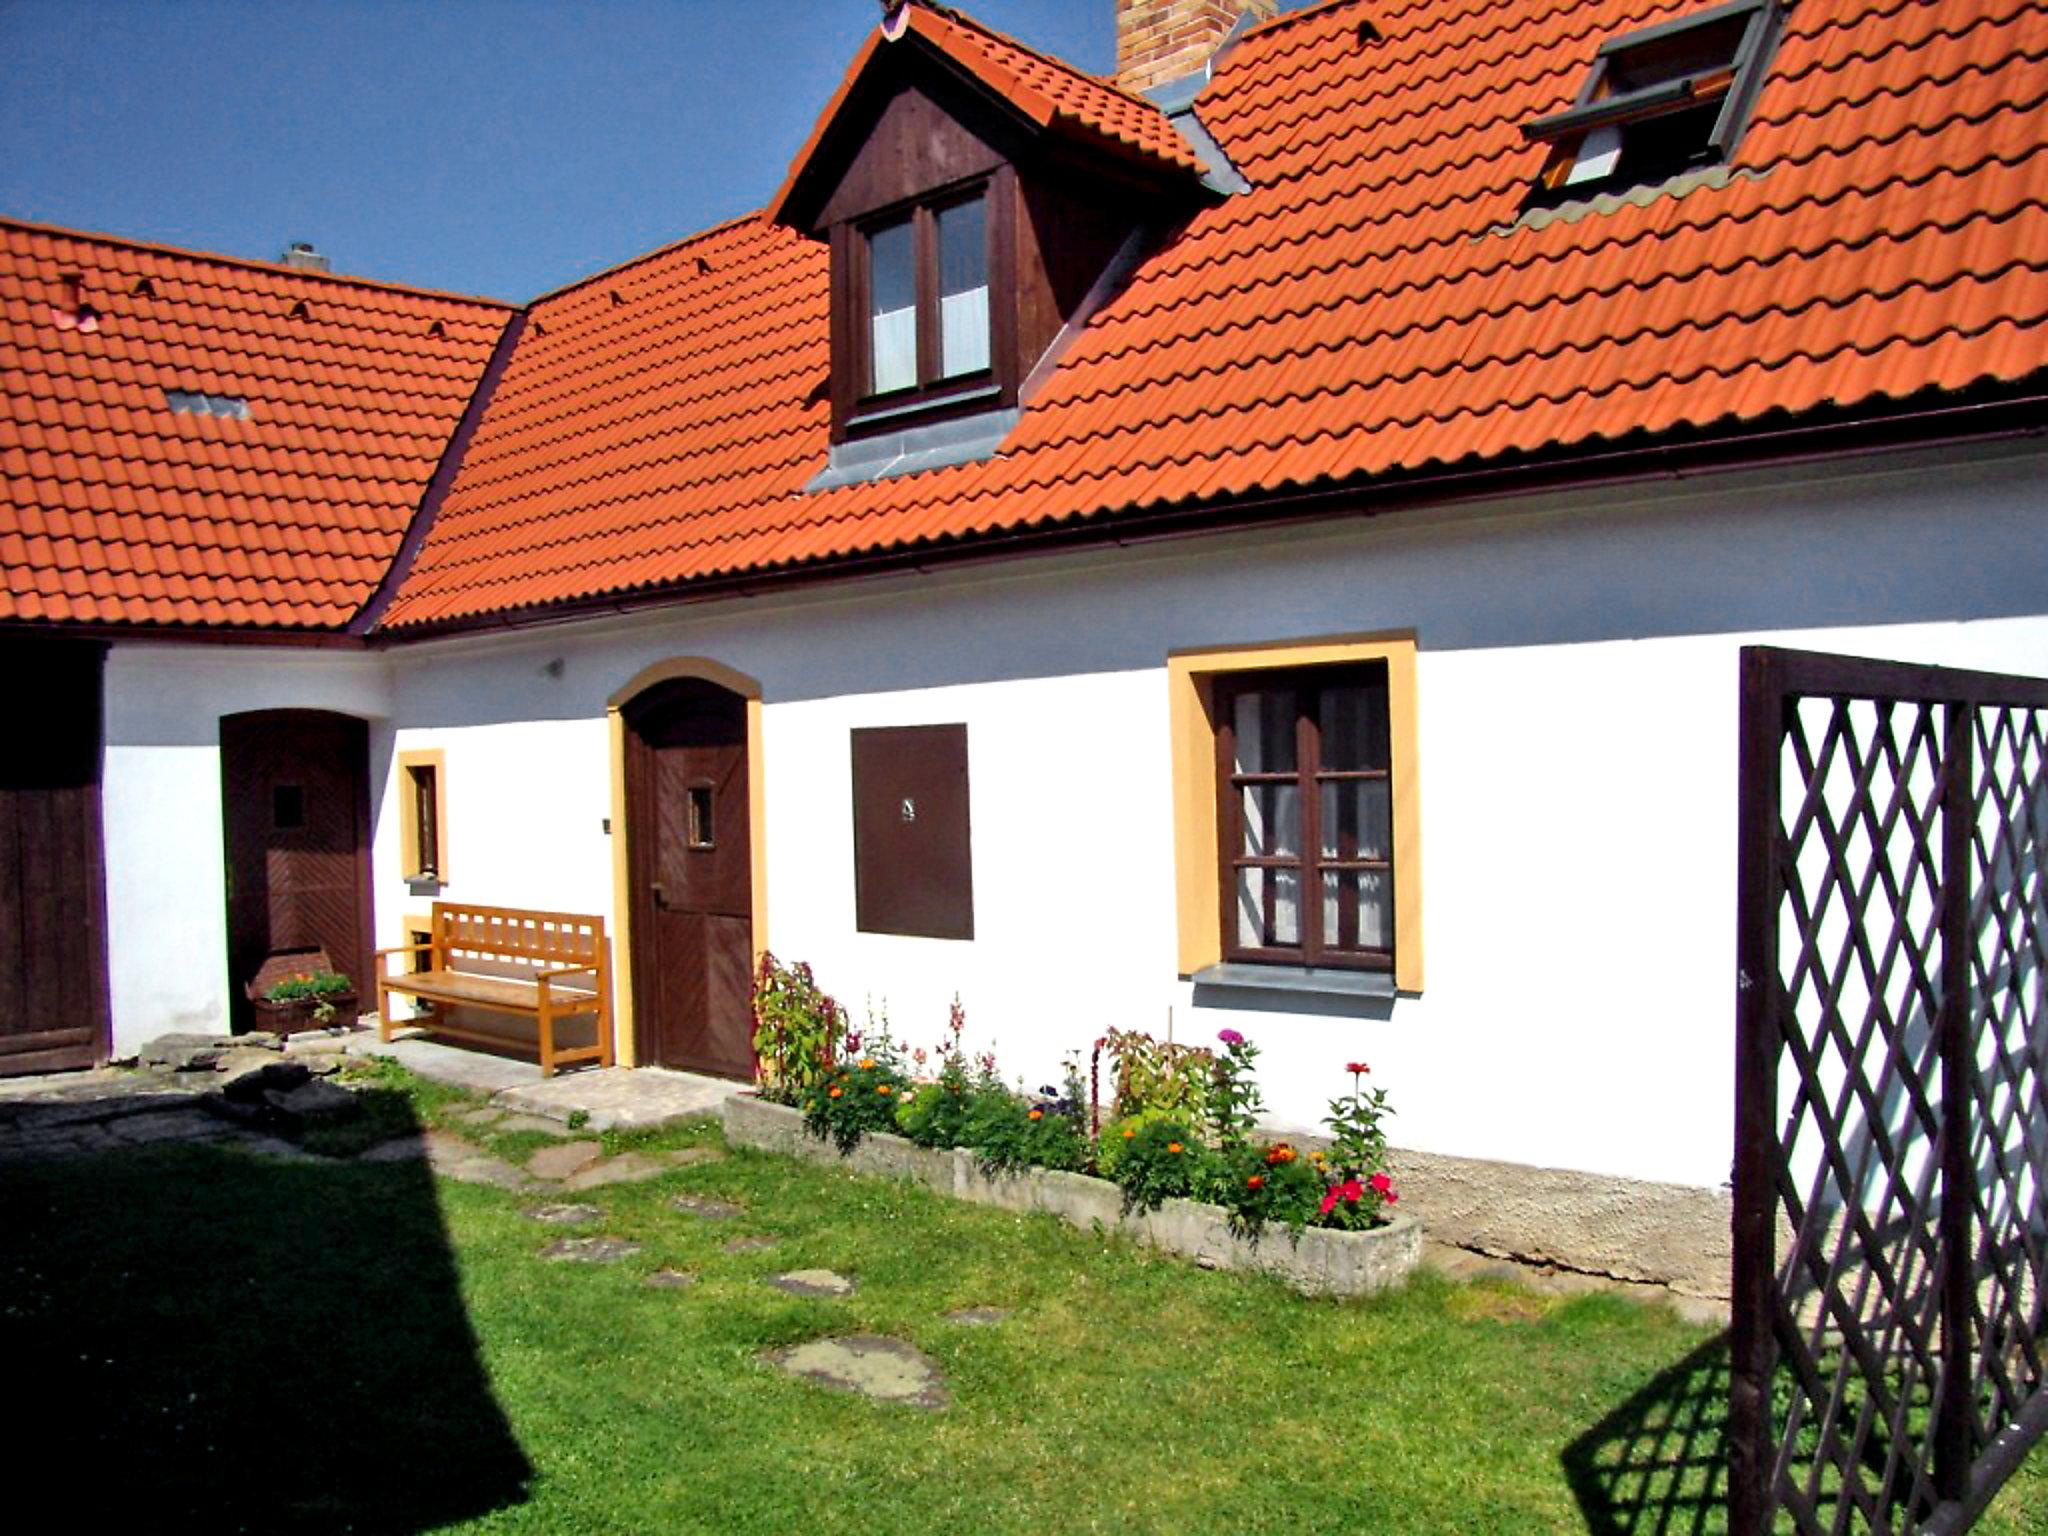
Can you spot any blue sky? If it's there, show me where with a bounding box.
[0,0,1115,301]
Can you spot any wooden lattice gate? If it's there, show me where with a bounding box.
[1732,646,2048,1533]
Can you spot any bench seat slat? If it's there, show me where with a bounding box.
[385,968,599,1014]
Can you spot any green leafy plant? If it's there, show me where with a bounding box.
[750,952,842,1106]
[263,968,353,1026]
[1097,1026,1215,1119]
[565,1109,590,1131]
[1207,1028,1266,1151]
[801,1003,911,1154]
[963,1086,1087,1176]
[1104,1113,1217,1213]
[1316,1060,1398,1229]
[1210,1139,1324,1243]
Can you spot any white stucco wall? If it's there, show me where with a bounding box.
[361,440,2048,1193]
[91,439,2048,1197]
[100,647,392,1054]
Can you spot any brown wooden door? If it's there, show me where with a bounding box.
[623,679,754,1077]
[0,640,111,1075]
[220,711,372,1033]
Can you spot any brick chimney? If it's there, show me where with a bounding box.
[1115,0,1278,95]
[279,241,330,273]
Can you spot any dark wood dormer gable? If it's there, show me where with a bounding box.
[770,1,1215,478]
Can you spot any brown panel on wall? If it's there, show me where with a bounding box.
[851,724,974,940]
[0,639,110,1074]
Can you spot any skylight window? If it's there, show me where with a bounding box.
[1524,0,1781,199]
[165,389,251,419]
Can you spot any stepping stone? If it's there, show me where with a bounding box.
[767,1335,949,1410]
[667,1147,723,1166]
[357,1133,430,1163]
[645,1268,698,1289]
[401,1129,533,1189]
[667,1194,744,1221]
[540,1236,643,1264]
[493,1113,571,1136]
[769,1269,856,1299]
[453,1107,504,1126]
[722,1236,779,1254]
[562,1151,669,1190]
[943,1307,1010,1327]
[527,1202,603,1226]
[526,1140,604,1181]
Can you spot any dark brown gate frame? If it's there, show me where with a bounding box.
[1732,646,2048,1535]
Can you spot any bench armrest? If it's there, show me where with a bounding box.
[535,963,600,981]
[373,941,435,959]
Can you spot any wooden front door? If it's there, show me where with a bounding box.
[0,639,111,1075]
[623,679,754,1077]
[220,711,372,1033]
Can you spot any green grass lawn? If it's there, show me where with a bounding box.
[6,1065,2043,1534]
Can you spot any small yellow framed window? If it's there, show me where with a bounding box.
[1168,634,1422,992]
[397,749,448,883]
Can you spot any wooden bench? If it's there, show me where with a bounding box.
[374,902,614,1077]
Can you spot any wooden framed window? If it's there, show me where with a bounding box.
[397,749,448,884]
[1168,635,1422,991]
[854,182,995,408]
[1215,664,1393,971]
[1523,0,1781,198]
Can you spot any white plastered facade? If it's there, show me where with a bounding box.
[96,439,2048,1199]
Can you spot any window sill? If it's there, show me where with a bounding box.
[1189,964,1396,1001]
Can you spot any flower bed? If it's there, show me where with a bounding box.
[721,1094,1421,1297]
[738,955,1423,1298]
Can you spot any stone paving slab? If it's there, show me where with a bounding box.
[943,1307,1010,1326]
[646,1268,699,1289]
[541,1236,642,1264]
[526,1141,604,1181]
[561,1151,672,1190]
[767,1335,948,1410]
[770,1269,856,1298]
[528,1203,604,1226]
[494,1066,734,1131]
[668,1195,745,1221]
[350,1035,546,1094]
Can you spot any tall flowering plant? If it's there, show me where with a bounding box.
[750,953,842,1106]
[1316,1061,1398,1230]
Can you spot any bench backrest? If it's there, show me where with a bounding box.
[431,903,606,986]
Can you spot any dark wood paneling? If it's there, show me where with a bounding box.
[220,711,372,1033]
[813,70,1014,231]
[851,723,974,940]
[0,639,109,1075]
[623,679,755,1078]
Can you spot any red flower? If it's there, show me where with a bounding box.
[1345,1061,1370,1075]
[1246,1174,1265,1191]
[1369,1171,1394,1196]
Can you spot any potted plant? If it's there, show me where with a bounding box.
[249,949,357,1035]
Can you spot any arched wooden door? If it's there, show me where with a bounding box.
[621,678,754,1077]
[220,711,372,1033]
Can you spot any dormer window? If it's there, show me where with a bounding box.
[769,4,1215,483]
[862,187,991,400]
[1524,0,1781,201]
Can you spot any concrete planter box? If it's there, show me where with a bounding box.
[722,1093,1421,1298]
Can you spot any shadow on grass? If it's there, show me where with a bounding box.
[2,1105,531,1533]
[1563,1332,1733,1535]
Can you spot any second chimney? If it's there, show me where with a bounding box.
[280,241,331,273]
[1115,0,1278,95]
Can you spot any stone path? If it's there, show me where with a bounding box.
[769,1268,856,1298]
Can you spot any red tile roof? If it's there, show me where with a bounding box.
[0,219,510,629]
[6,1,2046,638]
[381,0,2048,630]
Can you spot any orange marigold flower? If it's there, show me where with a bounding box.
[828,1086,843,1098]
[1122,1127,1136,1140]
[1028,1109,1043,1121]
[877,1084,893,1096]
[1247,1174,1265,1191]
[1266,1144,1297,1165]
[858,1058,876,1071]
[1167,1141,1184,1155]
